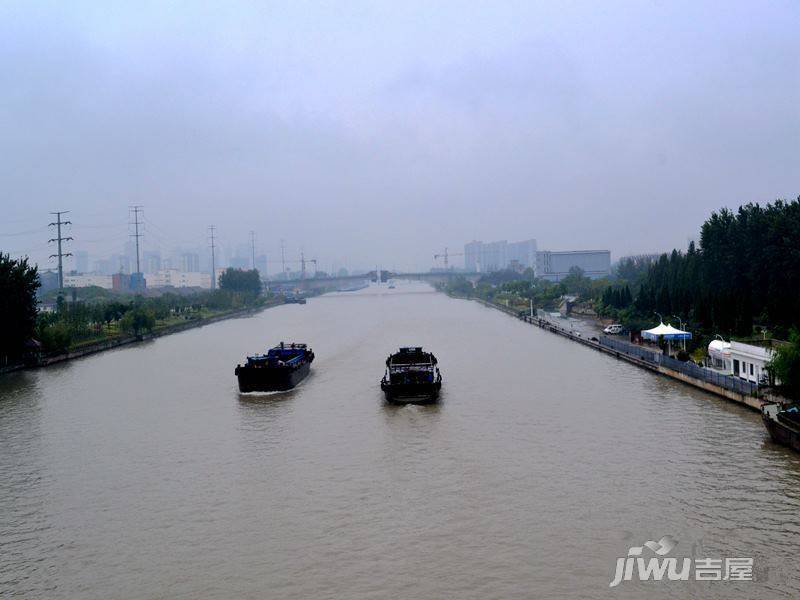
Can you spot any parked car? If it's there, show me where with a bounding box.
[603,324,624,335]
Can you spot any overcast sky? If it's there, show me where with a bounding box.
[2,0,798,273]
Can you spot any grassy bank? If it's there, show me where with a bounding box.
[1,296,285,375]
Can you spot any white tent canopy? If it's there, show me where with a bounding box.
[642,322,692,341]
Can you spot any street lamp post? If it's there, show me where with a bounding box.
[671,315,686,351]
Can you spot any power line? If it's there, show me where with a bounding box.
[48,211,73,291]
[69,222,128,230]
[142,215,207,249]
[75,235,130,244]
[141,215,172,241]
[7,243,51,255]
[0,225,49,237]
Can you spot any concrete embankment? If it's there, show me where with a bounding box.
[1,302,279,376]
[467,296,764,412]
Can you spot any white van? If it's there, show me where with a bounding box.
[603,324,623,335]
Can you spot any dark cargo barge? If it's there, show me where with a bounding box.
[381,346,441,403]
[235,342,314,392]
[762,403,800,452]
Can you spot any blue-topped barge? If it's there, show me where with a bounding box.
[235,342,315,392]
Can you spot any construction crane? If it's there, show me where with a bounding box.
[264,254,318,279]
[299,251,316,280]
[434,247,464,270]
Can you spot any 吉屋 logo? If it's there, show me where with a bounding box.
[609,536,753,587]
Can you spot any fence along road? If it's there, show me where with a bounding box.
[518,308,760,406]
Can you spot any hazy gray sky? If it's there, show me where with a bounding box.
[2,0,798,272]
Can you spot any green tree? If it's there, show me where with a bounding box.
[443,276,475,297]
[614,255,657,288]
[768,329,800,399]
[560,266,591,297]
[0,253,40,361]
[219,268,262,296]
[120,307,156,336]
[38,320,73,354]
[634,197,800,340]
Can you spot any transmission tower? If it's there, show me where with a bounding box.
[48,211,73,291]
[250,231,256,270]
[280,239,286,276]
[129,206,143,274]
[209,225,217,290]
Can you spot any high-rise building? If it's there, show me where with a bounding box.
[464,241,483,272]
[93,258,114,275]
[115,254,131,274]
[73,250,89,273]
[507,239,537,270]
[463,239,537,272]
[143,251,161,274]
[229,256,248,270]
[124,241,138,270]
[180,252,200,272]
[482,241,507,272]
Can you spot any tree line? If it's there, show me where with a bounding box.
[0,261,267,363]
[633,199,800,339]
[439,197,800,395]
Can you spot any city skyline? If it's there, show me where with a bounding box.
[3,2,797,272]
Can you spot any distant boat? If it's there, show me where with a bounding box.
[235,342,314,392]
[338,282,369,292]
[284,296,306,304]
[380,346,441,403]
[762,403,800,452]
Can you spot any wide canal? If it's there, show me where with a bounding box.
[1,283,799,599]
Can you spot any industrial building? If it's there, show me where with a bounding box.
[63,274,113,289]
[535,250,611,281]
[145,270,212,289]
[113,272,146,292]
[463,239,609,281]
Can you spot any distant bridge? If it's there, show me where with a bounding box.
[267,271,481,292]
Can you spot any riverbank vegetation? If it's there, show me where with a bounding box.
[633,200,800,339]
[35,289,271,356]
[440,197,800,391]
[1,263,275,366]
[0,253,40,364]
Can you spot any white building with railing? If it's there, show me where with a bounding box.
[729,340,778,385]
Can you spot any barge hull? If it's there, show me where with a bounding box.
[762,414,800,452]
[381,382,441,403]
[236,362,311,393]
